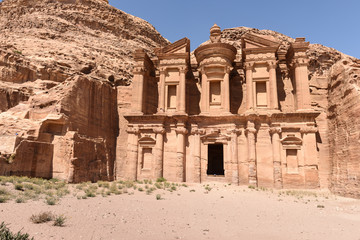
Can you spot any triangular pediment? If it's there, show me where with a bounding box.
[241,33,280,49]
[158,37,190,54]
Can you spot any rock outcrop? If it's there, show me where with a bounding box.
[0,0,168,182]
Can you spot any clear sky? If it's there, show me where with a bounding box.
[0,0,358,58]
[110,0,360,59]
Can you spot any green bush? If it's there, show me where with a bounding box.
[0,222,34,240]
[30,212,54,224]
[156,177,167,183]
[53,215,66,227]
[14,183,24,191]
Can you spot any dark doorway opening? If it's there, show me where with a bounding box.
[207,144,224,175]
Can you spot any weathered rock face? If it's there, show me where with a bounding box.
[0,0,168,86]
[0,0,168,182]
[328,58,360,198]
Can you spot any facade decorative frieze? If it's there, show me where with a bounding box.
[160,58,187,66]
[199,56,231,66]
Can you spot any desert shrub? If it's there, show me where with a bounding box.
[45,196,58,205]
[248,185,256,189]
[154,182,162,189]
[0,222,34,240]
[109,182,118,194]
[15,197,26,203]
[14,183,24,191]
[156,194,161,200]
[138,187,144,192]
[30,212,54,224]
[0,195,10,203]
[53,215,66,227]
[156,177,167,183]
[0,187,10,195]
[97,181,110,188]
[124,181,134,188]
[56,188,70,197]
[85,189,96,198]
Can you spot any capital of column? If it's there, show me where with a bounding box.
[133,67,147,75]
[300,126,318,134]
[176,127,188,135]
[228,128,242,135]
[269,127,282,135]
[153,127,165,135]
[291,58,309,68]
[126,127,140,134]
[159,67,166,75]
[225,66,234,74]
[179,66,188,74]
[191,128,206,135]
[267,60,278,70]
[245,127,257,135]
[244,61,255,70]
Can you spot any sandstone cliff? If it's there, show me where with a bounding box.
[0,0,168,182]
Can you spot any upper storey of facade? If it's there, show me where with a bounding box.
[130,24,313,117]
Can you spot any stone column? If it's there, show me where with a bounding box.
[200,69,209,114]
[191,125,202,183]
[230,128,241,185]
[268,60,279,110]
[157,67,166,114]
[246,122,257,186]
[179,66,187,114]
[293,58,311,110]
[153,127,165,178]
[176,123,188,182]
[126,127,140,180]
[224,66,231,113]
[245,62,254,110]
[132,67,145,114]
[270,126,282,188]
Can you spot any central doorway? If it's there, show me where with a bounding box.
[207,144,224,175]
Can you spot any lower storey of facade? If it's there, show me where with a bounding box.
[119,112,324,189]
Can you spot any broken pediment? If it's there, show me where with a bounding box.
[241,33,280,50]
[156,37,190,55]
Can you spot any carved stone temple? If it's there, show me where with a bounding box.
[121,24,321,188]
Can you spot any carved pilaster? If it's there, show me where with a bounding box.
[245,62,255,110]
[270,126,282,188]
[176,123,187,182]
[153,127,165,178]
[246,122,257,186]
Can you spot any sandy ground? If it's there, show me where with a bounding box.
[1,183,360,240]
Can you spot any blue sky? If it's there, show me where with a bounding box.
[111,0,360,59]
[0,0,358,58]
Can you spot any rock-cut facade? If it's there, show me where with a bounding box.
[120,25,324,188]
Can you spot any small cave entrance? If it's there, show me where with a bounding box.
[207,144,224,176]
